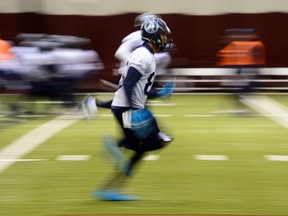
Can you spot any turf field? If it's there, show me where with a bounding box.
[1,94,288,216]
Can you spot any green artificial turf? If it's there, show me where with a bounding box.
[1,94,288,216]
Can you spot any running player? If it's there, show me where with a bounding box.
[95,18,173,201]
[82,12,174,142]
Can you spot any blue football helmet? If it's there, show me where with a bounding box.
[141,18,172,51]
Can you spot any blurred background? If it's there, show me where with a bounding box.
[0,0,287,93]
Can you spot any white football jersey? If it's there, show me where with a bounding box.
[112,45,156,109]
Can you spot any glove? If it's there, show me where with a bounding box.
[156,82,175,99]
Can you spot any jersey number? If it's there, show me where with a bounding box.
[144,72,155,95]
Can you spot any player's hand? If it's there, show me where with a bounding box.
[156,82,175,99]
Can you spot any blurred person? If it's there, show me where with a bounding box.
[217,28,265,115]
[0,34,104,115]
[0,41,64,114]
[0,38,35,114]
[47,43,104,109]
[218,28,265,66]
[0,36,16,91]
[94,18,174,201]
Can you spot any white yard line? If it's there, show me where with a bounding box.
[142,154,160,161]
[0,115,83,174]
[97,114,113,117]
[185,114,214,117]
[0,159,47,162]
[154,114,172,117]
[56,155,91,161]
[241,95,288,128]
[264,155,288,161]
[194,155,229,161]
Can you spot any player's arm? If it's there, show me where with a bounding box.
[123,66,142,108]
[147,82,175,99]
[96,99,112,109]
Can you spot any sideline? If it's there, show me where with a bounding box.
[0,115,83,174]
[241,95,288,128]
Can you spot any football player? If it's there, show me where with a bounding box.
[82,12,174,142]
[94,18,174,201]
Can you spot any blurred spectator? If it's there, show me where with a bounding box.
[0,34,104,115]
[218,28,265,66]
[217,28,265,115]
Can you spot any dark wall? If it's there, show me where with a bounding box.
[0,12,288,72]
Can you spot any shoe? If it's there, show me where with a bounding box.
[94,190,141,201]
[158,132,173,143]
[80,95,97,119]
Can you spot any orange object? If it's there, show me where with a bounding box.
[0,39,14,61]
[218,41,265,66]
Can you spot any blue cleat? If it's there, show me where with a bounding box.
[94,190,141,201]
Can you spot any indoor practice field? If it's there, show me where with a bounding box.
[1,94,288,216]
